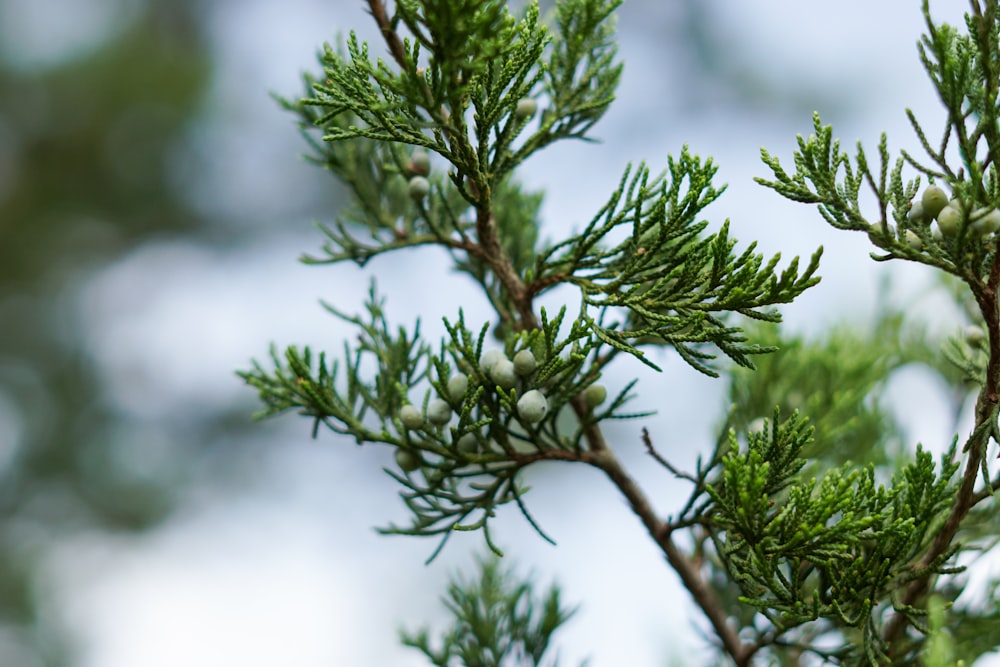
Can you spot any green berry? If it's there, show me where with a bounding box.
[921,185,949,219]
[906,200,927,226]
[395,448,423,472]
[970,208,1000,236]
[408,150,430,176]
[408,176,430,201]
[399,404,424,429]
[937,205,961,236]
[446,374,469,402]
[904,230,922,249]
[426,398,452,425]
[456,432,478,454]
[512,349,537,376]
[867,222,892,243]
[479,349,506,374]
[515,98,537,119]
[584,384,607,408]
[517,389,548,423]
[490,359,517,389]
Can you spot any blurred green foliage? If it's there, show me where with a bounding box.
[0,3,211,664]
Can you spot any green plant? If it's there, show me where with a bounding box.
[402,555,580,667]
[241,0,1000,664]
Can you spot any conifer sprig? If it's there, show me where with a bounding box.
[236,0,1000,664]
[401,556,583,666]
[534,154,821,375]
[757,0,1000,659]
[244,0,828,661]
[705,410,959,663]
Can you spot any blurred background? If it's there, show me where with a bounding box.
[0,0,989,665]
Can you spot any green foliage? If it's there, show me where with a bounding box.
[756,1,1000,290]
[755,0,1000,503]
[243,0,1000,665]
[724,313,945,469]
[920,596,963,667]
[0,4,220,665]
[747,0,1000,662]
[300,0,619,201]
[244,0,818,562]
[916,586,1000,667]
[541,155,821,375]
[241,282,647,560]
[401,556,583,667]
[708,412,959,663]
[943,579,1000,664]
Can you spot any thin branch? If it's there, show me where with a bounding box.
[586,447,757,666]
[475,204,535,328]
[642,427,698,483]
[366,0,458,151]
[367,0,409,69]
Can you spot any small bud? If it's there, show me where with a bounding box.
[584,384,608,408]
[515,98,537,119]
[426,398,452,425]
[517,389,548,423]
[408,150,430,176]
[921,185,949,219]
[395,448,423,472]
[408,176,430,201]
[446,374,469,402]
[490,359,518,389]
[904,230,922,249]
[512,349,537,376]
[399,404,424,429]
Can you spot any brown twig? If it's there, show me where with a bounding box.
[367,0,409,69]
[587,446,757,666]
[642,427,698,483]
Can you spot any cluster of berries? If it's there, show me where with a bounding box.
[392,96,569,471]
[394,346,607,471]
[899,185,1000,248]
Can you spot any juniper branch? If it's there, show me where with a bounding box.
[884,200,1000,653]
[247,2,830,664]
